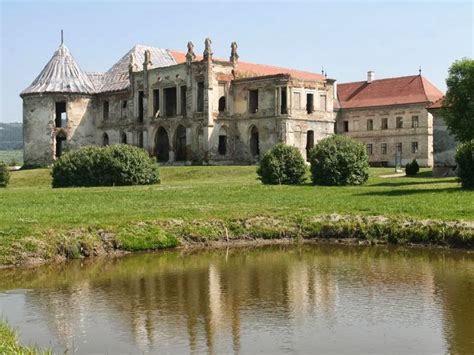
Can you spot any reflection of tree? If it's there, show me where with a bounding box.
[4,245,472,353]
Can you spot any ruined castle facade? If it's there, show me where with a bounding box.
[21,39,336,166]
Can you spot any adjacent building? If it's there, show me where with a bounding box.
[335,72,444,167]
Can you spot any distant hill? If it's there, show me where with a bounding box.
[0,122,23,150]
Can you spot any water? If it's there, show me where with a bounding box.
[1,244,473,354]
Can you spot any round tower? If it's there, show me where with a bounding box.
[20,39,97,166]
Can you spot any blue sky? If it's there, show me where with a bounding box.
[1,1,473,123]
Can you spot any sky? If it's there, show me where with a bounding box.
[1,1,473,123]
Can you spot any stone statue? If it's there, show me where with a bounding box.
[185,41,196,65]
[230,41,239,64]
[143,49,152,67]
[203,38,213,61]
[129,53,138,72]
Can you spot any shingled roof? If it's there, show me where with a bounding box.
[337,75,444,109]
[21,44,96,96]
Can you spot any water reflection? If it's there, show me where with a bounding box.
[1,244,473,353]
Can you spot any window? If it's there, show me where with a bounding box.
[164,87,177,117]
[55,135,66,158]
[367,144,373,155]
[343,121,349,132]
[319,95,327,111]
[103,101,109,121]
[381,118,388,130]
[396,142,402,153]
[103,133,109,146]
[249,89,259,113]
[55,102,67,128]
[306,130,314,161]
[218,135,227,155]
[181,86,187,115]
[396,116,403,129]
[121,100,127,119]
[218,96,226,113]
[120,132,127,144]
[411,141,418,153]
[381,143,387,155]
[197,82,204,112]
[138,91,144,123]
[153,89,159,116]
[281,87,287,114]
[412,116,419,128]
[367,119,373,131]
[293,92,301,110]
[306,93,314,114]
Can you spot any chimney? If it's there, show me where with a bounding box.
[367,71,375,83]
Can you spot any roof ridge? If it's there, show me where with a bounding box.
[339,74,421,86]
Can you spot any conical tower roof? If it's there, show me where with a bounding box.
[21,43,96,96]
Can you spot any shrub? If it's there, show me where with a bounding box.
[52,144,160,188]
[257,143,307,184]
[455,140,474,188]
[0,162,10,188]
[309,135,369,186]
[405,159,420,176]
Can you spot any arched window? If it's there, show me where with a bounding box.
[120,132,127,144]
[103,133,109,146]
[250,126,260,156]
[175,125,187,161]
[155,127,170,162]
[218,96,226,113]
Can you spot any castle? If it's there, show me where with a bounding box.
[20,38,444,167]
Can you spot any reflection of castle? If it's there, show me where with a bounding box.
[10,247,472,353]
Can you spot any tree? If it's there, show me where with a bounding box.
[257,144,306,185]
[442,58,474,142]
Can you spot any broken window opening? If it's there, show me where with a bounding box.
[138,91,144,123]
[367,119,373,131]
[121,100,127,119]
[306,130,314,161]
[138,132,144,148]
[218,135,227,155]
[175,125,187,161]
[181,86,187,116]
[55,135,66,158]
[155,127,170,162]
[197,82,204,112]
[281,87,287,114]
[164,87,177,117]
[250,126,260,156]
[153,89,160,116]
[396,116,403,129]
[249,90,259,114]
[381,118,388,130]
[55,102,67,128]
[103,101,109,121]
[102,133,109,146]
[218,96,226,113]
[306,93,314,114]
[343,121,349,132]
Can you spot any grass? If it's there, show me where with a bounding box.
[0,150,23,165]
[0,321,51,354]
[0,166,473,265]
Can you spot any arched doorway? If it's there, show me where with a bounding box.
[250,125,260,156]
[102,133,109,146]
[120,132,127,144]
[155,127,170,162]
[175,125,187,161]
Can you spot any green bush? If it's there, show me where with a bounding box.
[0,162,10,188]
[405,159,420,176]
[257,143,307,185]
[309,135,369,186]
[455,140,474,188]
[52,144,160,188]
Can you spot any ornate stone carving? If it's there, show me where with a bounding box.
[230,42,239,65]
[203,38,213,61]
[185,41,196,65]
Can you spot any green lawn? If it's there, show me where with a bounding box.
[0,166,473,265]
[0,150,23,165]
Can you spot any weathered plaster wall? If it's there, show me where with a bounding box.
[337,103,433,167]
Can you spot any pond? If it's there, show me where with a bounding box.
[1,244,473,354]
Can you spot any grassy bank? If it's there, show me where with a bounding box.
[0,321,50,354]
[0,166,473,266]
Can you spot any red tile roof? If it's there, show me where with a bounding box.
[168,50,325,81]
[337,75,444,109]
[427,96,445,109]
